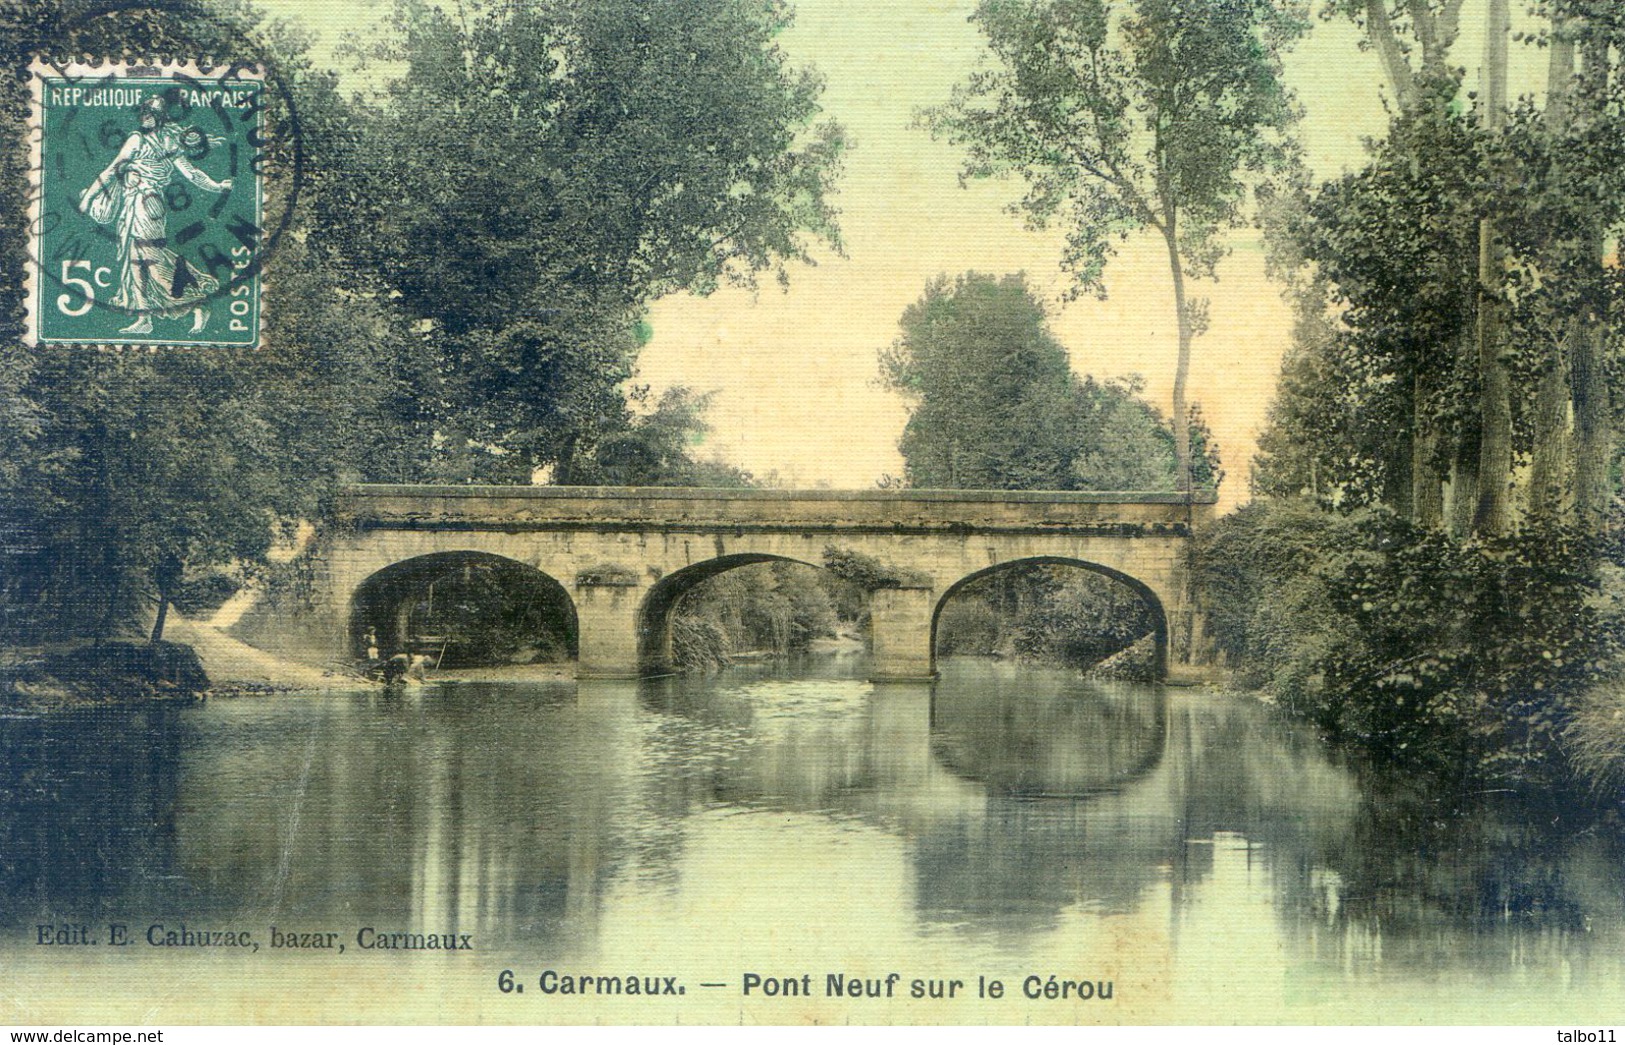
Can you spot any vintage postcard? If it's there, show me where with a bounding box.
[2,0,1623,1032]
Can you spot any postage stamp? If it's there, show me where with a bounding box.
[25,60,265,349]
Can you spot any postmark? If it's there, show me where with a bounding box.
[25,58,275,349]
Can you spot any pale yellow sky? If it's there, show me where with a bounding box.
[270,0,1543,507]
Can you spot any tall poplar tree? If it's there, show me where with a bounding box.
[1289,1,1625,533]
[925,0,1301,492]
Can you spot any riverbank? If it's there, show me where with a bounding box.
[1,617,368,709]
[1567,678,1625,793]
[1,617,1222,708]
[174,598,568,690]
[0,640,209,708]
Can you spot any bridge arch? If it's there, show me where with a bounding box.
[348,551,578,665]
[636,553,828,676]
[932,556,1169,680]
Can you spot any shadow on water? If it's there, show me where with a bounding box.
[0,657,1622,995]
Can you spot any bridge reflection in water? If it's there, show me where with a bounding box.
[0,662,1256,941]
[2,660,1623,1023]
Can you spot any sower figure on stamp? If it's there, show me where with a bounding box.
[78,94,232,335]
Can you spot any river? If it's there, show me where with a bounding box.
[1,656,1621,1024]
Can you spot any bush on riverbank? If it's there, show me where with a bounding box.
[1194,499,1624,790]
[1566,676,1625,793]
[1087,635,1157,681]
[1,640,209,706]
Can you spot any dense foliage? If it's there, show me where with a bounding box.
[670,562,858,671]
[0,0,406,642]
[1195,500,1622,786]
[1257,96,1625,529]
[880,272,1219,492]
[329,0,845,484]
[0,0,842,646]
[390,561,577,668]
[1204,3,1625,796]
[879,272,1197,672]
[911,0,1625,793]
[937,564,1155,674]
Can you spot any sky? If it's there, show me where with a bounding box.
[271,0,1548,508]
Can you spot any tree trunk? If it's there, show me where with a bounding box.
[1449,324,1481,537]
[1164,223,1193,495]
[1474,218,1513,535]
[1574,34,1613,528]
[1574,318,1610,526]
[1387,379,1415,518]
[1364,0,1415,101]
[150,554,183,645]
[1449,428,1480,537]
[1545,22,1576,133]
[1359,0,1466,106]
[554,432,578,485]
[1526,333,1571,520]
[1355,0,1462,531]
[1473,0,1512,537]
[1476,0,1508,123]
[150,593,170,645]
[1527,26,1578,522]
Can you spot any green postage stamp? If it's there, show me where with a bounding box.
[25,60,264,348]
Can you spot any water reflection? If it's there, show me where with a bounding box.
[0,705,188,909]
[930,660,1166,795]
[1,658,1623,1020]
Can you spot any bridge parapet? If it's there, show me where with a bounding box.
[338,485,1217,535]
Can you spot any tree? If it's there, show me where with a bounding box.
[1331,0,1464,105]
[579,387,755,488]
[15,353,319,642]
[0,0,418,643]
[925,0,1301,492]
[1528,1,1625,528]
[881,273,1086,489]
[330,0,847,483]
[670,561,851,668]
[1233,3,1625,789]
[1256,107,1484,518]
[1075,375,1222,491]
[880,272,1212,493]
[3,0,810,645]
[1259,5,1625,532]
[1316,0,1524,529]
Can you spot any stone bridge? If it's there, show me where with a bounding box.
[260,485,1214,681]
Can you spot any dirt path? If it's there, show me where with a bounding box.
[165,617,367,691]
